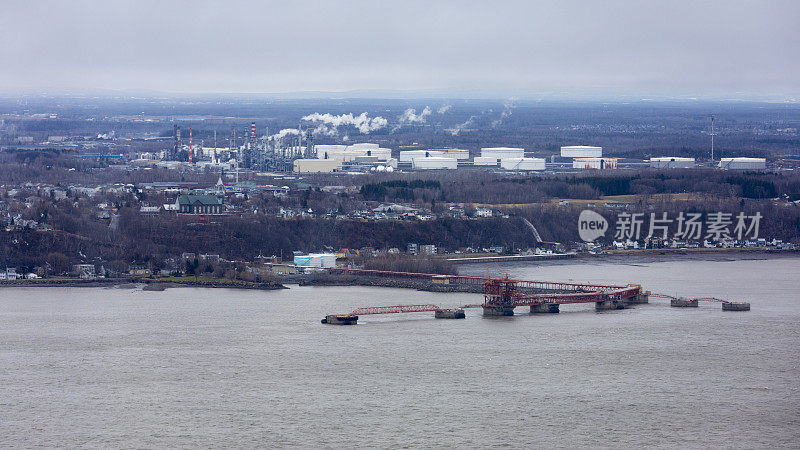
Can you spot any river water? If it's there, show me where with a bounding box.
[1,256,798,448]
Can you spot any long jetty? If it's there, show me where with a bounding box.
[322,268,749,324]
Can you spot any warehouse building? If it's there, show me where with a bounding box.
[573,157,618,170]
[500,157,546,171]
[719,157,766,170]
[561,146,602,158]
[293,253,337,268]
[650,157,696,169]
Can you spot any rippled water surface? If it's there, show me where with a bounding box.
[1,256,798,448]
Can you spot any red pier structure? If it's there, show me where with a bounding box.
[322,268,745,324]
[351,304,442,315]
[481,276,642,315]
[327,268,647,317]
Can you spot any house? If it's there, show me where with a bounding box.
[73,264,96,279]
[129,265,151,276]
[199,254,220,263]
[419,244,437,255]
[474,207,493,218]
[175,195,223,214]
[373,203,418,214]
[0,268,20,280]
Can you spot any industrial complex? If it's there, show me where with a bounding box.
[156,127,768,174]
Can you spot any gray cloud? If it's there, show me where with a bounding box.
[0,0,798,98]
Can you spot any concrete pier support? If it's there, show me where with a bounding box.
[482,306,515,316]
[626,290,650,305]
[322,314,358,325]
[530,303,560,314]
[595,299,625,311]
[722,301,750,311]
[670,298,698,307]
[435,308,466,319]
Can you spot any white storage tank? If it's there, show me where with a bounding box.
[573,157,618,169]
[650,157,696,169]
[500,157,546,171]
[473,156,499,166]
[363,147,391,161]
[561,146,602,158]
[481,147,524,160]
[719,157,766,170]
[317,145,391,162]
[294,159,342,173]
[315,145,347,159]
[412,156,458,170]
[430,148,470,160]
[349,143,380,149]
[399,150,445,162]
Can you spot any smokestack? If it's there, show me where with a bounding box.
[174,125,181,161]
[189,127,193,164]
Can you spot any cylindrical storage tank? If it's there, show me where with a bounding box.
[365,148,391,161]
[399,150,445,162]
[315,145,348,159]
[474,156,499,166]
[412,157,458,169]
[500,157,546,170]
[561,146,602,158]
[573,157,618,169]
[650,157,696,169]
[719,157,766,170]
[431,148,470,160]
[293,159,342,173]
[480,147,524,160]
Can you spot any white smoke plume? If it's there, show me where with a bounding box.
[271,128,299,140]
[301,112,388,135]
[449,115,477,136]
[437,104,452,114]
[397,106,432,124]
[492,97,518,128]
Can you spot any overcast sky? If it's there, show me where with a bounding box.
[1,0,798,99]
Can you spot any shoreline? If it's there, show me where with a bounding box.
[450,247,799,265]
[440,247,799,265]
[1,249,796,290]
[0,277,287,290]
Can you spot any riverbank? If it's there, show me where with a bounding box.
[441,247,797,265]
[3,249,796,292]
[0,276,286,290]
[296,273,484,293]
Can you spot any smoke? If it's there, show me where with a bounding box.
[301,112,388,135]
[492,97,518,128]
[391,106,433,132]
[437,104,452,114]
[449,115,477,136]
[397,106,432,124]
[271,128,299,140]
